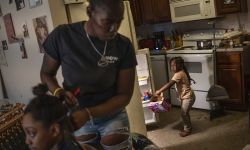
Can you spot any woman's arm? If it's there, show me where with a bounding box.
[40,53,61,92]
[90,67,135,116]
[40,53,78,105]
[71,67,136,130]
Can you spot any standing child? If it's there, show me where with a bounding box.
[153,57,195,137]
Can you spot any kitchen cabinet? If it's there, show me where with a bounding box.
[139,0,171,24]
[127,0,142,26]
[216,51,246,110]
[215,0,247,15]
[128,0,171,25]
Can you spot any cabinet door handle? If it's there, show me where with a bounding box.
[223,68,238,71]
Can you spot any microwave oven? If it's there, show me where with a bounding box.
[170,0,217,23]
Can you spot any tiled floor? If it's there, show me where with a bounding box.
[147,107,250,150]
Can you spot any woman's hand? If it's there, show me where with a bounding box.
[57,90,78,106]
[70,108,89,131]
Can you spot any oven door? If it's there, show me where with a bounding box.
[167,53,214,92]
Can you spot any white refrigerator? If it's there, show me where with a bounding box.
[65,1,146,135]
[136,49,159,125]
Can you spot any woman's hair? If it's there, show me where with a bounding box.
[170,57,195,84]
[24,84,69,129]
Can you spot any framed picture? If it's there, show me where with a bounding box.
[3,13,16,44]
[33,16,48,53]
[0,4,2,17]
[29,0,42,8]
[21,22,29,38]
[15,0,25,11]
[20,41,28,59]
[2,40,8,50]
[0,46,7,66]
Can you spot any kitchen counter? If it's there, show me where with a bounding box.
[216,47,244,52]
[149,47,245,54]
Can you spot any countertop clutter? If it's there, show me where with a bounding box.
[218,31,250,49]
[216,47,244,52]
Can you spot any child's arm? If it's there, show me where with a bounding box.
[155,80,176,95]
[151,80,176,102]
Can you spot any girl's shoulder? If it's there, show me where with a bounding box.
[174,70,188,80]
[175,70,185,76]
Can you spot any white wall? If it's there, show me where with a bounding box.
[0,0,56,104]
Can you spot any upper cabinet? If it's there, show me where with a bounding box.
[128,0,171,25]
[154,0,172,23]
[215,0,247,15]
[139,0,171,24]
[128,0,142,26]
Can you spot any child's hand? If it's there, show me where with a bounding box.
[150,91,164,102]
[150,95,158,102]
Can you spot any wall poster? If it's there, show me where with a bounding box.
[20,41,28,59]
[33,16,48,53]
[29,0,42,8]
[3,13,16,44]
[2,40,8,50]
[21,22,29,38]
[0,46,7,66]
[0,4,2,17]
[15,0,25,11]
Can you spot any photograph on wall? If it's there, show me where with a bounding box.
[3,13,16,44]
[20,41,28,59]
[33,15,48,53]
[0,4,2,17]
[29,0,42,8]
[0,46,8,66]
[2,40,8,50]
[15,0,25,11]
[22,22,29,38]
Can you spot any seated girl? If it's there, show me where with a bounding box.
[22,84,96,150]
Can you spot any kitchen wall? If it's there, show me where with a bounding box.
[136,1,250,39]
[0,0,65,104]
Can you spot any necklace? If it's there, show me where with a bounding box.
[86,32,109,67]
